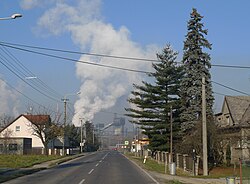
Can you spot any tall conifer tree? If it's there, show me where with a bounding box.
[180,8,214,132]
[126,45,182,152]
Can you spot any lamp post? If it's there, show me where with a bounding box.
[0,13,22,20]
[61,91,81,155]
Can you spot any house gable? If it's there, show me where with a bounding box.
[217,96,250,127]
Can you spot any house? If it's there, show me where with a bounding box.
[0,114,63,149]
[215,96,250,163]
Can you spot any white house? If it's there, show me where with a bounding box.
[0,114,50,148]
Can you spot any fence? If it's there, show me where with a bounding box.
[135,150,200,175]
[242,160,250,184]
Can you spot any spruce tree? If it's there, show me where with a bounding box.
[180,8,214,132]
[126,45,182,153]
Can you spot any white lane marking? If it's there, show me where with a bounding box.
[123,154,159,184]
[88,169,94,174]
[99,160,102,163]
[102,153,108,159]
[79,179,85,184]
[95,163,99,167]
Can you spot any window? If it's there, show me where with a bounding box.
[226,116,230,125]
[0,144,3,151]
[15,126,20,132]
[9,144,18,151]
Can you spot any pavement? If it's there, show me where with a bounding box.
[149,171,233,184]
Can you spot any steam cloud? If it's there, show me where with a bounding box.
[0,79,20,116]
[21,0,158,126]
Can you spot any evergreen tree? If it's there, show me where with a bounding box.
[126,45,182,153]
[180,8,214,132]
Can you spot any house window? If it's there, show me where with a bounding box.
[0,144,3,151]
[226,116,230,125]
[9,144,18,151]
[15,126,20,132]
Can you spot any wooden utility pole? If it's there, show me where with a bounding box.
[202,76,208,176]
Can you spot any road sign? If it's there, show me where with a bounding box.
[125,141,129,145]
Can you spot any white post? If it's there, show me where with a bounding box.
[202,76,208,176]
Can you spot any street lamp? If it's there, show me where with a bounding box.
[0,13,22,20]
[61,91,81,155]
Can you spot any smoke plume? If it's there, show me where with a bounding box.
[21,0,158,126]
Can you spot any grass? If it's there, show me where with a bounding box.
[126,152,250,183]
[0,154,62,168]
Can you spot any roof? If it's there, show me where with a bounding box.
[23,115,51,125]
[225,96,250,125]
[0,114,51,133]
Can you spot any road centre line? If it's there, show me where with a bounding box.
[88,169,94,174]
[79,178,85,184]
[95,163,99,167]
[102,152,109,160]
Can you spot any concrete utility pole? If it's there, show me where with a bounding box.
[80,119,83,153]
[202,76,208,176]
[62,98,69,155]
[170,106,173,163]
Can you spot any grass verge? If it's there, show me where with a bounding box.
[125,153,185,184]
[0,154,62,168]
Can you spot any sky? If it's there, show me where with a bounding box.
[0,0,250,128]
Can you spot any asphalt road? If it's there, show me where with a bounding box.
[4,151,159,184]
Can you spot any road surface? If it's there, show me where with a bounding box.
[4,151,158,184]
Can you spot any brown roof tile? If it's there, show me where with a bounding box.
[23,114,51,125]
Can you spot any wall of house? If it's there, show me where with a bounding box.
[0,138,32,155]
[0,116,44,148]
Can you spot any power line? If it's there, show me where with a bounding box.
[0,43,152,74]
[2,41,250,70]
[212,64,250,69]
[0,57,61,103]
[0,77,60,115]
[212,80,250,96]
[0,46,63,99]
[0,41,159,63]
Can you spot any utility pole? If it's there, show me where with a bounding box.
[93,127,95,144]
[80,119,83,153]
[170,106,173,163]
[62,98,69,155]
[202,76,208,176]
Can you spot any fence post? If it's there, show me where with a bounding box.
[195,156,200,176]
[183,154,188,172]
[157,151,161,164]
[176,153,180,168]
[161,152,164,163]
[165,152,168,166]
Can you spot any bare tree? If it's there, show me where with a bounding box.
[0,114,15,129]
[27,108,62,155]
[1,128,13,154]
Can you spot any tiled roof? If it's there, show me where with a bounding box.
[225,96,250,124]
[23,114,51,125]
[240,105,250,125]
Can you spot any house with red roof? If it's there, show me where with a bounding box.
[0,114,66,154]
